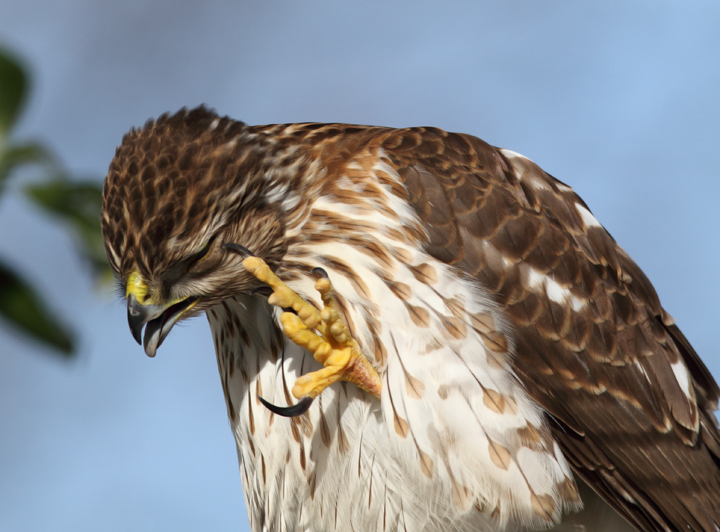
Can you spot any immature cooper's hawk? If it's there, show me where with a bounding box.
[101,107,720,532]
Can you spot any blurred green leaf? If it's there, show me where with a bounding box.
[25,179,110,276]
[0,48,107,359]
[0,259,74,355]
[0,49,27,138]
[0,141,52,191]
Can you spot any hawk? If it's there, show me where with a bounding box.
[101,107,720,532]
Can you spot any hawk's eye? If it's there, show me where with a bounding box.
[162,236,217,287]
[188,236,216,268]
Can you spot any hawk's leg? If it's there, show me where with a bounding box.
[240,254,382,417]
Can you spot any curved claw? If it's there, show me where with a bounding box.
[311,267,329,279]
[224,243,254,258]
[257,395,313,417]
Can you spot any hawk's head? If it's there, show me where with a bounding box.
[101,107,288,357]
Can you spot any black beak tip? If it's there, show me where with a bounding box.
[127,305,144,345]
[257,395,313,417]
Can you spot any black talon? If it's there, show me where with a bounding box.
[311,267,329,279]
[257,395,313,417]
[224,243,254,258]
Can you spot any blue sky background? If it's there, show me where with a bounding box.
[0,2,718,531]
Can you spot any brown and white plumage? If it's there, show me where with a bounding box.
[101,107,720,532]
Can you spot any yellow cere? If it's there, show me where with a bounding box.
[126,271,151,304]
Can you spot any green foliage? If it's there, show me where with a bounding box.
[0,49,26,137]
[0,260,73,354]
[26,179,108,276]
[0,47,109,357]
[0,142,51,192]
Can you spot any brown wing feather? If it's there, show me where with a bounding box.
[376,126,720,531]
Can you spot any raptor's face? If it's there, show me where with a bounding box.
[120,233,230,358]
[101,107,287,357]
[111,209,287,357]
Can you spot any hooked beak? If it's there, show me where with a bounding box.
[127,295,199,357]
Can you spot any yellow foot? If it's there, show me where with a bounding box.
[238,254,382,416]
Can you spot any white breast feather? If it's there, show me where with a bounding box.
[207,150,582,531]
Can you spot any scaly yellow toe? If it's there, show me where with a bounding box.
[243,256,382,401]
